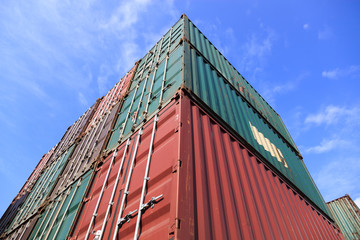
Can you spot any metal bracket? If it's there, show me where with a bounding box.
[117,209,137,226]
[140,194,163,211]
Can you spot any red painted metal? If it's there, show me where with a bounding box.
[84,64,137,134]
[69,92,343,240]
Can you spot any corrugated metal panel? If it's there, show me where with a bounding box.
[49,101,122,200]
[84,64,138,134]
[69,99,179,240]
[184,16,299,155]
[7,144,76,232]
[69,94,342,239]
[103,15,330,218]
[327,195,360,240]
[1,215,39,240]
[0,192,29,236]
[28,170,93,240]
[15,147,55,201]
[105,18,184,150]
[177,94,343,239]
[184,44,331,217]
[48,102,98,166]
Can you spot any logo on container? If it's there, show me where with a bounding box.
[249,121,289,168]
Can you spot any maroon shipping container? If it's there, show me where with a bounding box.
[69,91,343,240]
[84,64,138,134]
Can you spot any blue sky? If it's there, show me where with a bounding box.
[1,0,359,215]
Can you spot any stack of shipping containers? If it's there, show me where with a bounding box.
[0,14,345,239]
[327,195,360,240]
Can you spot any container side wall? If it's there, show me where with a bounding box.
[184,44,331,218]
[28,170,93,240]
[7,144,76,232]
[0,192,29,235]
[177,94,343,240]
[70,100,180,240]
[185,17,299,154]
[105,20,184,151]
[50,101,121,200]
[327,195,360,240]
[85,64,138,134]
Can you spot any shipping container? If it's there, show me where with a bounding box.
[103,15,331,219]
[69,93,342,240]
[48,102,98,166]
[28,170,93,240]
[84,64,138,134]
[327,195,360,240]
[0,192,29,236]
[6,144,76,234]
[1,215,39,240]
[14,147,55,201]
[49,102,122,200]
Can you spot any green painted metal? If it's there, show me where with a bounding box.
[186,18,299,156]
[327,195,360,240]
[106,18,184,150]
[29,170,93,240]
[8,144,76,231]
[104,14,331,219]
[185,45,331,217]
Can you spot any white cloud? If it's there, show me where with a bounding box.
[354,197,360,208]
[303,24,309,30]
[318,25,333,40]
[78,92,88,106]
[322,65,360,80]
[315,157,360,201]
[305,105,360,126]
[240,27,276,77]
[305,138,350,154]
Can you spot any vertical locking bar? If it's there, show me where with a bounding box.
[85,149,118,240]
[98,138,131,240]
[133,114,159,240]
[51,180,82,240]
[117,52,151,143]
[42,189,70,240]
[112,129,143,240]
[158,27,174,107]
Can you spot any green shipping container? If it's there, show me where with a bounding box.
[104,15,331,219]
[28,170,93,240]
[8,144,76,232]
[327,195,360,240]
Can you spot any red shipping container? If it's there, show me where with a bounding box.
[69,91,343,240]
[84,64,138,134]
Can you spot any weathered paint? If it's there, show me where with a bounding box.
[105,19,184,150]
[7,144,76,233]
[327,195,360,240]
[103,15,330,218]
[84,64,138,134]
[1,215,39,240]
[185,16,299,155]
[185,45,331,217]
[69,100,180,240]
[0,192,29,236]
[69,94,342,240]
[49,102,122,200]
[28,170,93,240]
[48,102,98,167]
